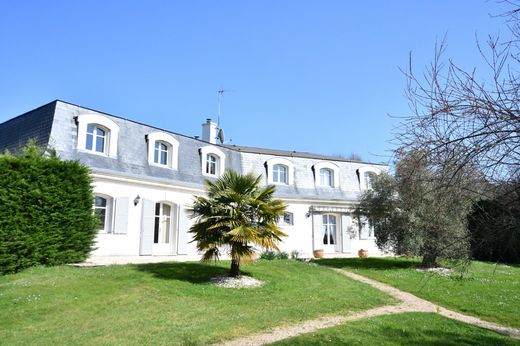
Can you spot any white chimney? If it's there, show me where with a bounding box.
[201,118,217,144]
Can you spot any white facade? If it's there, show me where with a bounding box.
[0,100,389,259]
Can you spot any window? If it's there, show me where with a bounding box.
[358,167,382,191]
[320,168,334,187]
[359,217,375,239]
[273,164,288,184]
[154,141,169,166]
[322,214,337,245]
[206,154,218,175]
[154,202,172,244]
[200,146,226,177]
[93,195,112,232]
[76,114,119,157]
[364,172,376,190]
[313,162,339,188]
[147,132,179,169]
[86,125,107,153]
[266,158,294,185]
[283,212,294,225]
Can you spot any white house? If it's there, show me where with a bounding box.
[0,100,388,260]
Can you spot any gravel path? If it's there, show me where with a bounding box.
[216,268,520,346]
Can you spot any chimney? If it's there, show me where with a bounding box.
[201,118,217,144]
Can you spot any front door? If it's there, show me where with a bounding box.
[322,214,338,253]
[153,202,175,255]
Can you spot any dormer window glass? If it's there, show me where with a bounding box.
[320,168,334,187]
[154,141,169,166]
[364,172,376,190]
[86,124,107,153]
[273,164,288,184]
[206,154,218,175]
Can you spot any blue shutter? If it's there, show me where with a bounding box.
[140,199,155,255]
[113,197,129,234]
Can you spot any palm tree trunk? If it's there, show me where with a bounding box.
[230,259,240,277]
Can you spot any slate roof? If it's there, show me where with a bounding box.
[222,144,388,166]
[0,101,57,153]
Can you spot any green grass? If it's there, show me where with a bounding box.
[318,257,520,329]
[0,260,394,345]
[270,312,520,345]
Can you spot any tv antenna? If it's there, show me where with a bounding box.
[217,88,234,144]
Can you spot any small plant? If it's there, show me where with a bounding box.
[259,250,289,260]
[260,251,277,260]
[290,250,300,260]
[278,251,289,260]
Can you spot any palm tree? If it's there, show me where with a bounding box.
[189,170,287,277]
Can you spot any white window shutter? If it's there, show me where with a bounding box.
[335,220,342,253]
[176,204,191,255]
[140,199,155,255]
[112,197,129,234]
[341,215,352,253]
[312,214,322,250]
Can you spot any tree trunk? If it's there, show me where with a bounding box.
[422,252,438,268]
[230,259,240,277]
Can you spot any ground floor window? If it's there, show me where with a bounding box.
[93,195,112,232]
[322,214,336,245]
[154,202,172,244]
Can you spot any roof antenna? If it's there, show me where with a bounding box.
[217,88,234,144]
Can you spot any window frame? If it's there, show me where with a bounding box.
[93,194,113,233]
[358,167,382,191]
[313,162,340,188]
[146,132,179,170]
[272,164,289,184]
[322,214,337,245]
[283,212,294,225]
[76,114,120,157]
[86,124,108,153]
[266,158,295,185]
[200,146,226,177]
[154,202,174,244]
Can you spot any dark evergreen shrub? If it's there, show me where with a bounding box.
[468,182,520,264]
[0,143,98,274]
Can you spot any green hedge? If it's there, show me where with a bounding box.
[0,144,98,274]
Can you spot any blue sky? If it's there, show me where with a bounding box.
[0,1,511,164]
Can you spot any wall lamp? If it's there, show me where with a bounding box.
[133,195,141,206]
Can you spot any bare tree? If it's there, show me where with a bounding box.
[399,3,520,191]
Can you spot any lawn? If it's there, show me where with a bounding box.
[318,257,520,329]
[0,260,394,345]
[270,312,520,346]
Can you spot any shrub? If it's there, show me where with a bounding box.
[0,142,98,274]
[290,250,300,260]
[259,250,289,260]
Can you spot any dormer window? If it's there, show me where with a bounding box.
[266,158,294,185]
[273,164,288,184]
[313,162,340,188]
[86,124,107,153]
[358,167,382,191]
[146,132,179,169]
[76,113,120,157]
[200,146,226,177]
